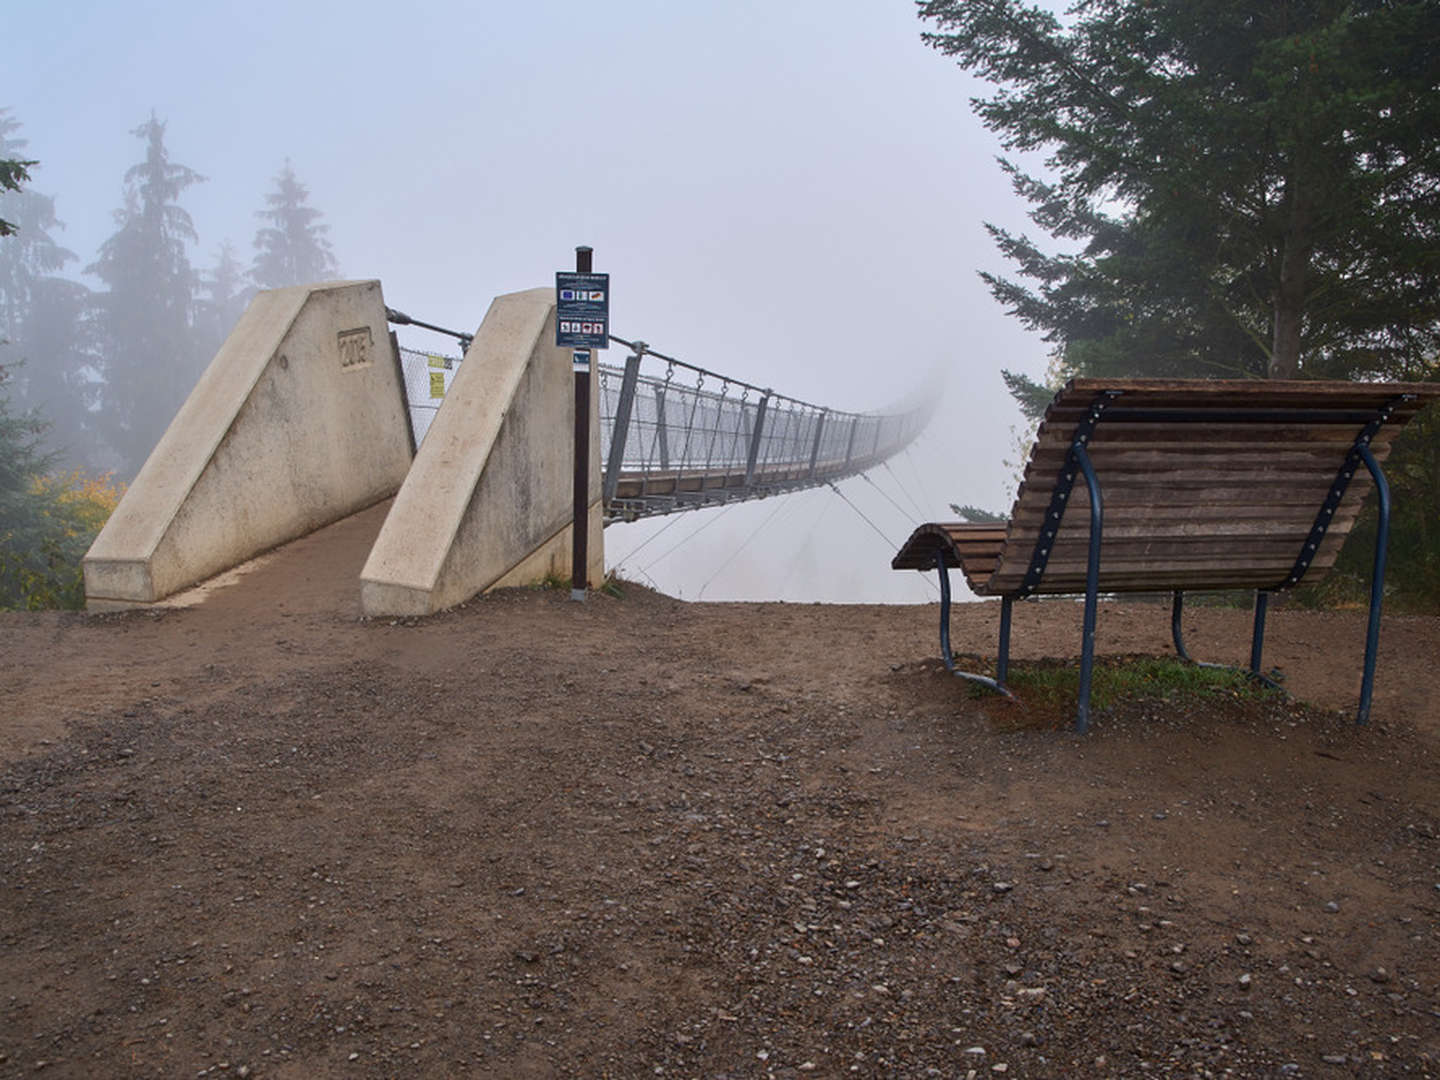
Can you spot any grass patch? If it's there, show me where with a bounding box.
[1006,655,1262,711]
[956,653,1278,729]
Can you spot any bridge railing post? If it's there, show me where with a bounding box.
[603,348,643,506]
[809,409,828,478]
[843,414,860,469]
[745,391,772,487]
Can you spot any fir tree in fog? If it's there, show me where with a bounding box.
[197,239,250,359]
[87,112,206,478]
[0,110,99,469]
[251,161,336,289]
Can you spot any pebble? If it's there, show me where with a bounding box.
[1324,901,1340,913]
[1322,1053,1348,1064]
[1371,967,1390,983]
[1239,973,1252,989]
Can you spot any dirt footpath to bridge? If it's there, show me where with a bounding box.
[1,506,1439,1078]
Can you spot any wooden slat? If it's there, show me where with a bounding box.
[891,378,1439,597]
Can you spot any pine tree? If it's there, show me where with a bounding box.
[0,110,99,469]
[919,0,1440,383]
[197,239,251,358]
[88,112,206,477]
[251,161,337,289]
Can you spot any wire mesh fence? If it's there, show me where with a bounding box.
[598,342,934,521]
[397,346,461,447]
[392,334,933,520]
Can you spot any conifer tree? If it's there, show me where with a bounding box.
[197,239,251,358]
[0,110,98,468]
[919,0,1440,383]
[88,112,206,477]
[251,161,337,289]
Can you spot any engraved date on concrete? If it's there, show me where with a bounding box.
[337,326,374,370]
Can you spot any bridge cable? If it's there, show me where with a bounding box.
[609,509,688,567]
[859,471,922,526]
[637,502,738,576]
[776,488,835,599]
[901,445,938,518]
[826,480,900,550]
[826,480,941,599]
[881,460,928,522]
[696,495,796,600]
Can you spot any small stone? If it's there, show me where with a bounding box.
[1322,1054,1348,1064]
[1096,819,1110,828]
[992,882,1014,894]
[1239,973,1252,990]
[1324,901,1340,913]
[1236,933,1253,946]
[844,880,861,890]
[1371,968,1390,984]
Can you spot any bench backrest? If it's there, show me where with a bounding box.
[896,379,1439,597]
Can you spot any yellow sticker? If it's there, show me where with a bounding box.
[429,371,446,399]
[427,354,446,369]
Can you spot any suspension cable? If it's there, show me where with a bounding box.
[881,460,927,521]
[609,509,687,566]
[902,445,937,517]
[696,496,795,600]
[638,502,737,575]
[826,480,899,550]
[860,470,920,525]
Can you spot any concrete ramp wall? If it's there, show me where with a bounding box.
[360,287,603,617]
[84,280,413,608]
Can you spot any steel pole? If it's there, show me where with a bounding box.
[571,246,593,602]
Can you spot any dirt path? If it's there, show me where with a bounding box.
[2,507,1438,1077]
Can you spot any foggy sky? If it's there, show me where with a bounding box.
[10,0,1054,604]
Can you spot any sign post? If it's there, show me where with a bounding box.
[556,247,609,601]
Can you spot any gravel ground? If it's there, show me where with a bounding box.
[1,504,1437,1078]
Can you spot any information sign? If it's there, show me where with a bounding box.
[556,271,610,349]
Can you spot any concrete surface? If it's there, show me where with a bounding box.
[360,287,604,616]
[84,281,413,607]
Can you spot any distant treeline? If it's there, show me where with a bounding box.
[0,108,339,479]
[0,109,339,609]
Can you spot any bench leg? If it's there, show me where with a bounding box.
[1173,590,1246,671]
[997,595,1013,686]
[934,556,1013,699]
[1075,444,1103,734]
[1357,444,1391,725]
[1250,590,1269,681]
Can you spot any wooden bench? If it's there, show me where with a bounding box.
[892,378,1440,731]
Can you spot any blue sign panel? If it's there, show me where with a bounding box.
[556,271,610,349]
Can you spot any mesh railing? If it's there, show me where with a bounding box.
[392,334,933,520]
[398,346,461,447]
[598,338,934,521]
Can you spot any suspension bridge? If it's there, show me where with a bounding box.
[82,280,936,615]
[396,333,932,524]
